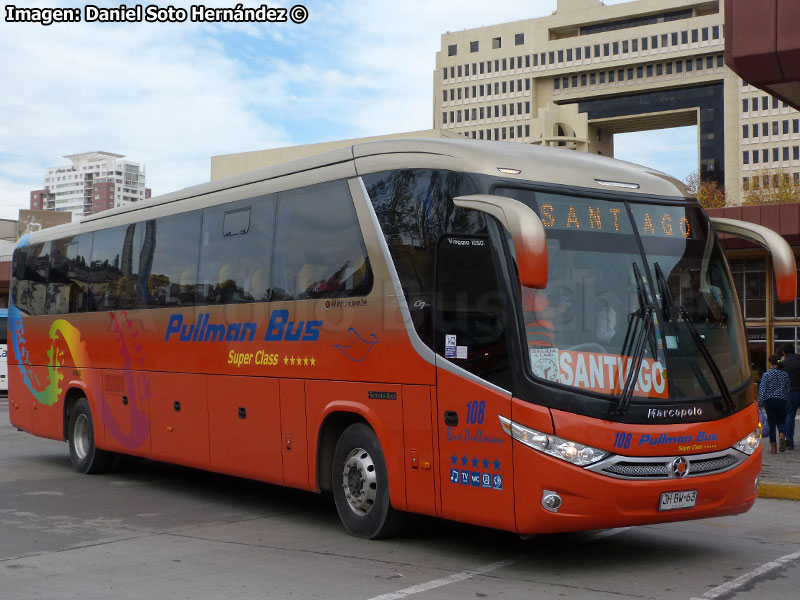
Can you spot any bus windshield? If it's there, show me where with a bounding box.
[498,188,748,402]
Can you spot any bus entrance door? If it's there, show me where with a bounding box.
[434,234,515,531]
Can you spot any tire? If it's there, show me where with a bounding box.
[332,423,403,539]
[68,397,115,474]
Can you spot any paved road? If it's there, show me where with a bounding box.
[2,398,799,600]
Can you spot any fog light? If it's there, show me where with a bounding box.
[542,490,562,513]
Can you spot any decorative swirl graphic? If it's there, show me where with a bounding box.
[10,303,151,450]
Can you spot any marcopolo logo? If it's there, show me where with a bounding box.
[646,407,703,420]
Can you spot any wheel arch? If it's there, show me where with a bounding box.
[63,384,91,442]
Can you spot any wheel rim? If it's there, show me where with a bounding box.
[341,447,377,516]
[73,414,90,460]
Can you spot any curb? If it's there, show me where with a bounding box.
[758,482,800,501]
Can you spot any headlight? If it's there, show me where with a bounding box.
[732,425,761,455]
[499,416,609,466]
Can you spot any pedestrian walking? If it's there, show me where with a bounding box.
[779,343,800,450]
[760,353,790,453]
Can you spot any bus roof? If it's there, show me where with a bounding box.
[21,138,692,245]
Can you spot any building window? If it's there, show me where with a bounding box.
[784,147,790,161]
[492,37,501,49]
[743,177,749,190]
[702,27,709,41]
[448,44,457,57]
[581,74,587,86]
[762,122,769,136]
[706,55,713,69]
[576,47,582,60]
[696,57,704,70]
[566,48,572,61]
[608,70,615,82]
[743,151,749,165]
[794,146,799,160]
[671,32,678,46]
[457,65,462,77]
[686,58,693,72]
[599,71,606,84]
[716,54,723,68]
[773,148,779,162]
[656,63,663,76]
[622,40,628,53]
[470,41,479,53]
[729,258,766,320]
[712,25,719,39]
[794,119,799,134]
[525,55,530,68]
[515,33,524,46]
[783,120,789,135]
[646,64,653,77]
[532,54,537,67]
[603,43,610,56]
[692,29,699,43]
[641,37,648,50]
[763,149,769,163]
[753,150,759,164]
[557,50,563,63]
[636,66,643,78]
[681,30,688,44]
[594,44,600,57]
[618,68,624,80]
[590,73,596,85]
[661,33,668,47]
[554,78,560,90]
[762,96,769,110]
[772,97,779,109]
[743,124,749,138]
[525,79,531,90]
[773,121,779,136]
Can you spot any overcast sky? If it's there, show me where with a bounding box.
[0,0,698,221]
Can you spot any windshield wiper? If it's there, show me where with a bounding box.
[653,261,735,413]
[611,263,656,416]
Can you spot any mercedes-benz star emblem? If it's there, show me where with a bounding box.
[670,456,689,478]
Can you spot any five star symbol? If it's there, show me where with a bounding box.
[284,356,317,367]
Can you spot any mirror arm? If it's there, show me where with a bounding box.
[710,217,797,303]
[454,194,548,288]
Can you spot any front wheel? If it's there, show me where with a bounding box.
[332,423,403,539]
[68,397,115,474]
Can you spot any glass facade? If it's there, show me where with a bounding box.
[578,84,725,187]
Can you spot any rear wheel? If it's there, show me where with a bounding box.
[332,423,403,539]
[68,397,115,474]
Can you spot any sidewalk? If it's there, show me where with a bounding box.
[758,421,800,501]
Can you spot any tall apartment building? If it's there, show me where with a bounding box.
[434,0,800,205]
[30,151,151,218]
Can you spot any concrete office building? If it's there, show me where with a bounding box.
[31,151,151,218]
[433,0,800,205]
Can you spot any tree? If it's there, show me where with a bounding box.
[742,168,800,205]
[684,172,726,208]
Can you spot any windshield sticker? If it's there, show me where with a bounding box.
[456,346,468,359]
[530,347,560,382]
[445,334,457,359]
[556,350,668,399]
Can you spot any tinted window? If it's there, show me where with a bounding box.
[90,225,138,311]
[436,235,510,388]
[0,317,6,344]
[198,195,276,304]
[363,169,485,348]
[271,181,372,301]
[139,212,202,308]
[49,234,93,313]
[12,243,49,316]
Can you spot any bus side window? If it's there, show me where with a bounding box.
[272,180,372,301]
[12,243,48,316]
[48,234,92,314]
[138,212,202,308]
[198,195,276,305]
[89,226,127,311]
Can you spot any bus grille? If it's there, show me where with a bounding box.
[588,449,746,480]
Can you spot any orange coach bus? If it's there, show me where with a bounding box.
[8,139,796,538]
